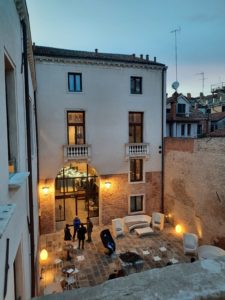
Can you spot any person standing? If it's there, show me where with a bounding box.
[77,223,87,249]
[64,224,72,241]
[73,216,81,241]
[86,217,93,242]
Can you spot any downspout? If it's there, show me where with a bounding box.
[161,67,166,213]
[21,19,36,297]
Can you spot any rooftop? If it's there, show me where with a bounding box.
[33,45,165,67]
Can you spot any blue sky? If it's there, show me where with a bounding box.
[26,0,225,97]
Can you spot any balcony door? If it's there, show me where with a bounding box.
[67,111,85,145]
[129,112,143,143]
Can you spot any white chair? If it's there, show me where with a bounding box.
[183,233,198,255]
[112,218,124,238]
[152,212,164,231]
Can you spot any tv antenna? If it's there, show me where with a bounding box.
[171,27,181,82]
[196,72,207,94]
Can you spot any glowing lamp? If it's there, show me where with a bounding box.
[175,224,182,233]
[40,249,48,261]
[42,186,49,195]
[105,181,111,189]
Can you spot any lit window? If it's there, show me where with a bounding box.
[130,159,143,182]
[67,111,85,144]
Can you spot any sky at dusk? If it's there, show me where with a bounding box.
[26,0,225,97]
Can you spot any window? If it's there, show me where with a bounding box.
[5,55,17,176]
[222,106,225,112]
[197,124,202,135]
[67,111,85,144]
[129,112,143,143]
[68,73,82,92]
[130,195,144,213]
[181,124,185,136]
[130,76,142,94]
[187,124,191,136]
[130,159,143,182]
[177,103,185,114]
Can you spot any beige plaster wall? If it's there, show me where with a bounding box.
[164,137,225,243]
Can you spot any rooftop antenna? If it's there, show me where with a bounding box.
[196,72,207,94]
[171,27,181,82]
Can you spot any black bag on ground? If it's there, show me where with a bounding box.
[100,229,116,255]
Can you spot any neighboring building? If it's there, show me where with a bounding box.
[209,112,225,132]
[166,92,208,138]
[33,46,167,233]
[0,0,39,299]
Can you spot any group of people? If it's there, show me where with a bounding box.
[64,216,93,250]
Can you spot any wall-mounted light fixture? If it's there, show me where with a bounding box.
[105,181,111,189]
[40,248,48,261]
[42,179,49,195]
[175,224,182,234]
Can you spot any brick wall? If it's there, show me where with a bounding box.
[164,137,225,243]
[100,172,162,225]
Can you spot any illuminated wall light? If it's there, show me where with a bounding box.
[40,249,48,261]
[105,181,111,189]
[175,224,182,233]
[42,186,49,195]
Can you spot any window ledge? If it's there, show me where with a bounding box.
[8,172,30,189]
[0,203,16,238]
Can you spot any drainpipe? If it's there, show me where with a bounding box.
[21,19,36,297]
[161,67,167,213]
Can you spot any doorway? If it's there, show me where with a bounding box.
[55,163,99,224]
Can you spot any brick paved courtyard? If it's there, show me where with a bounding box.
[39,224,196,296]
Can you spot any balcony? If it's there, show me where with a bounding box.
[125,143,150,159]
[64,144,91,161]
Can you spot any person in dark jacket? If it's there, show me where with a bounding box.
[64,224,72,241]
[86,217,93,242]
[73,216,81,241]
[77,223,87,249]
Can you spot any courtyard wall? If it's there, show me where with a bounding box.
[164,137,225,243]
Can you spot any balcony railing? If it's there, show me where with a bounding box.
[125,143,150,159]
[64,144,91,161]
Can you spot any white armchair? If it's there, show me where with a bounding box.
[183,233,198,255]
[152,212,164,231]
[112,218,124,238]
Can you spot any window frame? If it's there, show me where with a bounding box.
[68,72,82,92]
[130,76,142,94]
[177,103,186,114]
[129,194,145,214]
[129,112,143,143]
[130,159,143,182]
[67,111,85,145]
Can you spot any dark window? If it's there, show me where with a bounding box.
[130,195,143,212]
[177,103,185,114]
[68,73,82,92]
[197,124,202,135]
[181,124,185,136]
[130,76,142,94]
[130,159,143,182]
[222,106,225,112]
[187,124,191,136]
[67,111,85,144]
[129,112,143,143]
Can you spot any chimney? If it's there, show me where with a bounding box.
[132,53,135,58]
[146,54,149,61]
[187,93,191,99]
[95,48,98,53]
[140,54,143,59]
[200,92,204,99]
[154,56,157,62]
[170,92,178,119]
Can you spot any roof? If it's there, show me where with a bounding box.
[209,112,225,121]
[207,127,225,137]
[33,45,165,67]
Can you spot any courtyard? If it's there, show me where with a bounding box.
[39,223,194,296]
